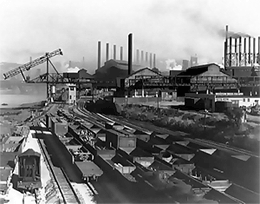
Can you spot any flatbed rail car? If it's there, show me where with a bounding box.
[75,159,103,182]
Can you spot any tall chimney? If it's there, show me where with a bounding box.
[244,37,247,66]
[141,51,144,63]
[224,41,227,68]
[239,37,242,66]
[248,37,251,64]
[149,53,152,68]
[136,49,139,64]
[153,54,156,68]
[106,43,109,62]
[98,41,101,69]
[30,56,32,62]
[145,52,148,63]
[253,38,256,63]
[113,45,116,60]
[128,33,133,76]
[234,39,237,66]
[226,25,229,41]
[229,37,232,67]
[120,46,123,61]
[258,37,260,63]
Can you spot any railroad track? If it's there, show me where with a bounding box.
[33,119,81,204]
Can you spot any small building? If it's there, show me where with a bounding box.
[67,83,76,104]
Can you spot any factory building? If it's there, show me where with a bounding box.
[224,26,260,97]
[175,63,238,97]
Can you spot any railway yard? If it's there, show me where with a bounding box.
[16,97,257,204]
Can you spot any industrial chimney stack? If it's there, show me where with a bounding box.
[113,45,116,60]
[141,51,144,63]
[153,54,156,68]
[128,33,133,76]
[106,43,109,62]
[98,41,101,69]
[120,46,123,61]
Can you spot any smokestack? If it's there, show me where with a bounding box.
[229,37,232,67]
[113,45,116,60]
[106,43,109,62]
[224,41,227,68]
[239,37,242,66]
[253,38,256,63]
[244,37,247,66]
[141,51,144,63]
[226,25,229,41]
[153,54,156,68]
[120,46,123,61]
[136,49,139,64]
[258,37,260,63]
[248,37,251,64]
[149,53,152,68]
[234,38,237,66]
[145,52,148,63]
[128,33,133,76]
[98,41,101,69]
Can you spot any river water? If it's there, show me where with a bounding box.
[0,91,47,108]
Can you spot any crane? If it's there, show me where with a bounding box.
[2,48,63,102]
[3,48,63,80]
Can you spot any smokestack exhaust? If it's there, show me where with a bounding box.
[120,46,123,61]
[128,33,133,76]
[98,41,101,69]
[106,43,109,62]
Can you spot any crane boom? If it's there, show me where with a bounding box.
[3,48,63,80]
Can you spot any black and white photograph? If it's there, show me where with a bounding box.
[0,0,259,203]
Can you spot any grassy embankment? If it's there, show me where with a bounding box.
[121,104,260,153]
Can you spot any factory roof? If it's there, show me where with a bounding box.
[177,63,217,76]
[127,67,162,78]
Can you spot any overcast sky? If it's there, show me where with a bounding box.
[1,0,260,72]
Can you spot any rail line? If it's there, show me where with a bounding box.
[35,121,81,204]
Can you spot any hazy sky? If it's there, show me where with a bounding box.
[1,0,260,72]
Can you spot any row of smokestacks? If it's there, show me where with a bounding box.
[97,37,157,72]
[224,25,260,67]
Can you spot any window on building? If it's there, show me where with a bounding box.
[69,95,72,99]
[243,98,245,102]
[70,87,74,91]
[248,98,250,102]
